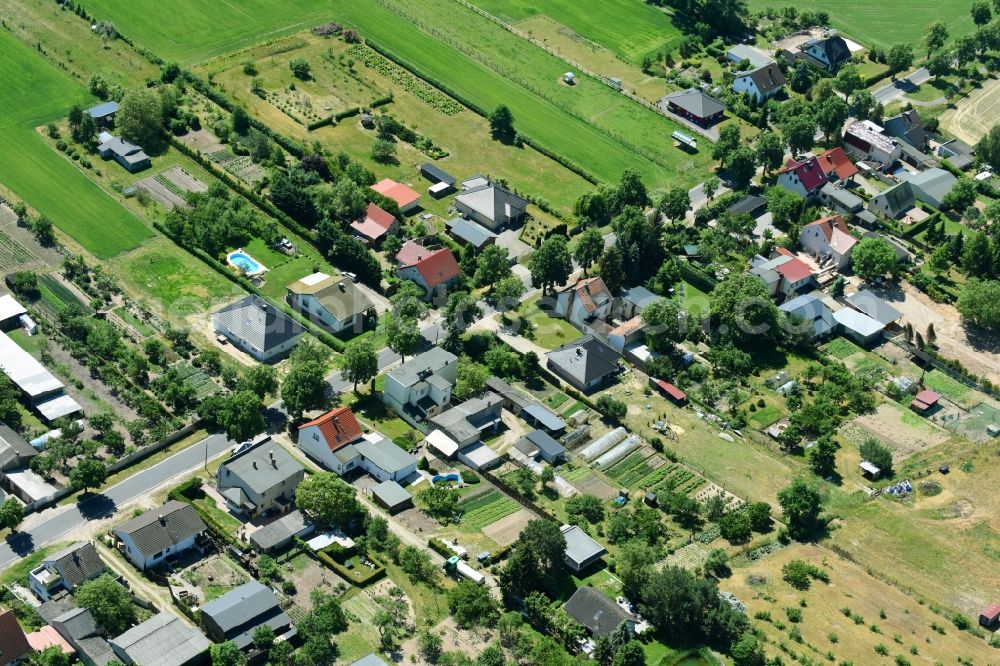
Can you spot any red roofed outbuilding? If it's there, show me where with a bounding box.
[371,178,421,213]
[651,378,687,405]
[910,390,941,414]
[980,604,1000,627]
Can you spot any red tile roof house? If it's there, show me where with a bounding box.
[296,407,364,475]
[395,241,461,300]
[371,178,421,214]
[749,248,815,298]
[776,148,857,198]
[799,214,857,270]
[349,203,399,246]
[910,389,942,414]
[554,276,614,333]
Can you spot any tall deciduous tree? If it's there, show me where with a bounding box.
[76,575,137,635]
[574,227,605,276]
[852,237,898,280]
[342,339,378,392]
[280,360,328,420]
[474,244,512,287]
[295,472,365,527]
[924,21,949,57]
[116,88,163,150]
[386,315,421,362]
[528,236,572,294]
[777,477,824,539]
[69,459,107,494]
[0,497,23,532]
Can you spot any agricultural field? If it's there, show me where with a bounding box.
[721,543,995,665]
[940,76,1000,145]
[372,0,712,189]
[198,34,592,214]
[749,0,977,53]
[83,0,332,64]
[329,0,710,189]
[0,29,152,258]
[472,0,685,66]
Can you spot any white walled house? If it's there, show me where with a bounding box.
[297,407,365,474]
[216,443,305,518]
[382,347,458,422]
[554,277,613,332]
[732,62,785,102]
[800,215,857,270]
[287,272,375,335]
[113,501,206,571]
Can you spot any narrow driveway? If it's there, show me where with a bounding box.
[0,433,234,570]
[873,67,931,105]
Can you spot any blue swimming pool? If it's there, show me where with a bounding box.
[227,249,265,275]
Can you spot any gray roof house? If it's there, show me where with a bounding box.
[560,524,607,572]
[900,168,958,209]
[833,308,885,346]
[213,294,305,363]
[779,293,835,339]
[883,110,929,151]
[200,581,294,650]
[513,429,566,463]
[113,500,207,571]
[846,289,902,326]
[249,509,314,553]
[352,438,418,482]
[28,542,106,601]
[726,44,774,68]
[868,180,916,219]
[799,34,851,71]
[546,336,622,394]
[383,346,459,423]
[616,285,660,321]
[217,443,305,518]
[96,135,150,173]
[659,89,726,127]
[0,423,39,471]
[564,586,636,638]
[428,392,503,448]
[110,612,211,666]
[446,217,498,250]
[51,606,116,666]
[454,178,529,231]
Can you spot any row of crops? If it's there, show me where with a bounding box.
[0,228,33,266]
[457,489,520,530]
[38,274,90,314]
[347,44,464,115]
[154,173,189,199]
[171,362,222,400]
[560,466,591,483]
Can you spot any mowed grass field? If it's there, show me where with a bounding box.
[0,30,152,258]
[748,0,976,52]
[83,0,332,64]
[330,0,707,188]
[471,0,684,65]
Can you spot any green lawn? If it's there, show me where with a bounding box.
[824,337,865,360]
[471,0,684,65]
[84,0,333,64]
[241,237,340,301]
[522,304,582,350]
[0,30,152,258]
[113,306,156,337]
[110,238,244,321]
[748,0,976,53]
[922,369,972,403]
[329,0,707,189]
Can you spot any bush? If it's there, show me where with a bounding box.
[460,470,480,484]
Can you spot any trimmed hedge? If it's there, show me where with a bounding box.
[428,537,452,558]
[316,548,386,586]
[370,94,393,108]
[334,107,361,121]
[678,261,717,294]
[306,116,335,131]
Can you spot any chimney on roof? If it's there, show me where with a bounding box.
[252,460,258,469]
[158,514,165,525]
[338,282,346,292]
[269,450,277,468]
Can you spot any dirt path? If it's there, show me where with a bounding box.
[872,281,1000,385]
